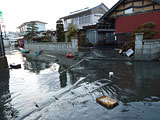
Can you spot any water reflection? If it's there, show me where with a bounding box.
[60,59,160,103]
[4,49,160,120]
[22,53,160,105]
[134,62,160,102]
[0,69,18,119]
[24,58,50,74]
[59,66,67,88]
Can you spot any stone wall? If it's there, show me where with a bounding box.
[135,33,160,60]
[24,38,78,55]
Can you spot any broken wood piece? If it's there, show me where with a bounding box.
[96,96,118,109]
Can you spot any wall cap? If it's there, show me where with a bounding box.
[143,39,160,42]
[135,33,144,35]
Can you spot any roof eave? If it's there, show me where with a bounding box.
[99,0,123,22]
[99,0,160,22]
[60,3,109,20]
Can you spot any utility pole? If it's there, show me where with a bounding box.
[2,25,6,38]
[0,24,5,56]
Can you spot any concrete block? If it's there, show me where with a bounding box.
[151,48,157,54]
[143,49,151,54]
[135,44,143,49]
[135,49,142,54]
[143,44,151,49]
[151,54,158,60]
[151,43,157,49]
[157,43,160,49]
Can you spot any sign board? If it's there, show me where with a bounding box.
[0,11,3,20]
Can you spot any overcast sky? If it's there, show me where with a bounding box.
[0,0,118,32]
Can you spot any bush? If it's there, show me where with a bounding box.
[32,36,51,42]
[133,22,158,39]
[125,22,159,50]
[79,34,93,47]
[66,23,78,42]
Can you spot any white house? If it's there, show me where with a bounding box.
[17,21,47,36]
[60,3,109,31]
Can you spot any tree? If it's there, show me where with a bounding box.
[66,23,78,42]
[133,22,158,39]
[26,21,38,42]
[56,19,65,42]
[126,22,159,50]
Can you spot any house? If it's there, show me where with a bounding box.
[99,0,160,48]
[60,3,108,31]
[82,20,115,45]
[17,21,47,36]
[60,3,109,44]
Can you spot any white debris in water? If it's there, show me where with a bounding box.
[109,72,114,78]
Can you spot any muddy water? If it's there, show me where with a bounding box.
[0,50,160,120]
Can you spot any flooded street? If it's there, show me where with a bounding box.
[0,49,160,120]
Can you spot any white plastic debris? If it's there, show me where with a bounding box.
[109,72,114,78]
[126,49,134,57]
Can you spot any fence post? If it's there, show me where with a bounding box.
[71,37,78,53]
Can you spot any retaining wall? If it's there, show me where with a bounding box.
[135,33,160,60]
[24,38,78,55]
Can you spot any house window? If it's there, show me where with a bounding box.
[79,16,85,25]
[73,18,78,25]
[79,17,82,25]
[85,15,91,24]
[124,8,133,14]
[79,15,91,25]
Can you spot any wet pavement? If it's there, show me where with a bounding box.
[0,48,160,120]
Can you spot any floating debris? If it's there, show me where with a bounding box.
[126,49,134,57]
[66,54,73,58]
[54,59,59,62]
[53,96,58,100]
[35,103,39,108]
[35,51,39,56]
[23,50,31,54]
[96,96,118,109]
[109,72,114,79]
[10,63,21,69]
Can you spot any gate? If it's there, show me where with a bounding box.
[116,32,131,48]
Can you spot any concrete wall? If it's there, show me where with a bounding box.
[0,37,5,57]
[135,33,160,60]
[0,57,8,70]
[24,38,78,55]
[3,39,10,47]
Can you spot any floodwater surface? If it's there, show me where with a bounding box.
[0,49,160,120]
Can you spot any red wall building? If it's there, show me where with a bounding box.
[115,11,160,39]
